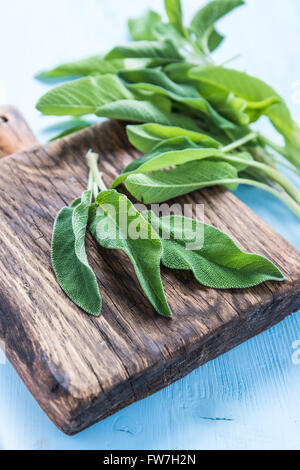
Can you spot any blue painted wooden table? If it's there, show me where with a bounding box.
[0,0,299,450]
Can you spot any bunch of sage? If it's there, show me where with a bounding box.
[51,151,283,317]
[37,0,300,218]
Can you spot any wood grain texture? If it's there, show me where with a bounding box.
[0,119,299,435]
[0,106,38,158]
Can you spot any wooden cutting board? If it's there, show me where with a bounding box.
[0,105,299,435]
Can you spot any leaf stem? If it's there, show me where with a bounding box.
[220,134,300,205]
[88,168,94,192]
[93,182,99,200]
[219,53,241,67]
[267,154,300,178]
[222,132,258,153]
[222,154,300,205]
[258,134,289,159]
[233,178,300,219]
[86,151,107,194]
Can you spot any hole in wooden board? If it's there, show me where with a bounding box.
[0,115,8,123]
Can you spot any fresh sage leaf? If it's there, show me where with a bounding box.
[164,62,194,83]
[89,190,172,317]
[164,0,185,36]
[112,136,250,188]
[51,191,102,316]
[189,66,284,126]
[36,74,133,116]
[207,27,224,52]
[96,99,200,130]
[36,57,152,81]
[128,10,163,41]
[120,68,198,98]
[191,0,244,50]
[126,123,221,153]
[143,211,284,288]
[121,68,237,130]
[105,38,182,61]
[126,160,238,203]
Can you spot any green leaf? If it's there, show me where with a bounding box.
[143,211,284,288]
[105,39,182,61]
[126,160,238,203]
[120,68,238,130]
[152,23,189,50]
[36,74,133,116]
[37,57,153,81]
[164,0,184,35]
[189,66,285,126]
[96,99,200,130]
[51,191,101,316]
[128,9,163,41]
[164,62,194,83]
[113,134,252,188]
[89,190,172,317]
[126,123,221,153]
[120,68,197,98]
[191,0,244,48]
[207,27,224,52]
[112,136,236,188]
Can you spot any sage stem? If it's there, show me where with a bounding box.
[258,134,289,159]
[222,154,300,205]
[87,151,107,193]
[222,132,258,153]
[234,178,300,219]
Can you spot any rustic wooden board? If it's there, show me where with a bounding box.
[0,106,38,157]
[0,112,299,435]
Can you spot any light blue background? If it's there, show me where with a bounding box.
[0,0,300,450]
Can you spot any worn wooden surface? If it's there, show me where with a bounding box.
[0,116,299,435]
[0,106,38,158]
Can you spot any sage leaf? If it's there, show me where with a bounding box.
[51,191,102,316]
[105,39,182,61]
[89,190,172,317]
[96,99,200,130]
[36,58,152,81]
[126,160,238,203]
[189,66,284,126]
[121,68,237,130]
[207,27,224,52]
[128,10,163,41]
[164,62,195,83]
[164,0,185,36]
[112,136,250,188]
[120,68,198,98]
[126,123,221,153]
[191,0,244,49]
[143,211,284,288]
[36,74,133,116]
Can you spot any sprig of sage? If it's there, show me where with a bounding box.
[36,0,300,218]
[51,151,284,318]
